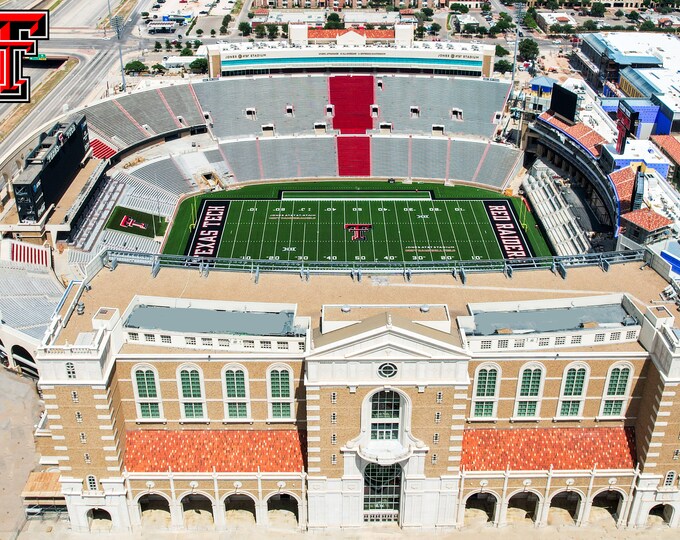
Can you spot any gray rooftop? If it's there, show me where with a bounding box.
[124,304,301,337]
[471,304,636,336]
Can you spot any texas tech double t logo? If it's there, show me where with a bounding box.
[0,11,49,103]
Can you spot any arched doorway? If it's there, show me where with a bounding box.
[648,504,674,527]
[11,345,37,379]
[225,494,256,525]
[181,494,214,530]
[465,492,497,526]
[506,491,540,524]
[363,462,402,523]
[138,494,171,528]
[0,339,8,368]
[548,491,581,526]
[267,493,298,528]
[87,508,112,532]
[590,490,624,526]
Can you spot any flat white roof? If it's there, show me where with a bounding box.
[596,32,680,71]
[265,10,326,24]
[608,139,672,164]
[537,12,576,25]
[633,68,680,113]
[343,11,400,24]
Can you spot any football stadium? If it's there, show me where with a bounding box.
[3,34,680,535]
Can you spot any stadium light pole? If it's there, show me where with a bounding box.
[509,2,524,148]
[107,0,127,93]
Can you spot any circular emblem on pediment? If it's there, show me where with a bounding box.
[378,362,397,378]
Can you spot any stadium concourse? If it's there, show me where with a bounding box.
[3,63,680,536]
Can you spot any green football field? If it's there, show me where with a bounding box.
[163,183,551,264]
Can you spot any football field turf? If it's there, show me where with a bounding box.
[164,184,550,264]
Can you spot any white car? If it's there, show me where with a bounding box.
[552,39,560,44]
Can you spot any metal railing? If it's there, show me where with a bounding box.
[98,248,646,278]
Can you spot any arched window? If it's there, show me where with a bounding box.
[472,365,500,418]
[664,471,676,487]
[86,475,97,491]
[66,362,76,379]
[558,365,588,417]
[601,364,632,417]
[370,390,401,440]
[178,366,206,419]
[268,366,293,419]
[134,367,162,419]
[223,366,249,420]
[515,365,544,418]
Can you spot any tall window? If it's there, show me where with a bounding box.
[66,362,76,379]
[224,366,249,419]
[86,475,97,491]
[269,366,293,419]
[472,365,499,418]
[134,367,161,419]
[515,365,543,417]
[558,366,587,417]
[363,463,401,522]
[370,391,401,440]
[179,367,205,419]
[601,365,631,417]
[664,471,676,487]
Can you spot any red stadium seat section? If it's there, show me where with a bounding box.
[337,136,371,177]
[329,75,375,135]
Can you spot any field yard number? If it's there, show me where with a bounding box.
[454,207,464,211]
[325,256,337,261]
[296,256,308,261]
[274,207,286,211]
[248,207,257,211]
[384,256,395,260]
[472,256,481,260]
[412,256,424,260]
[355,256,366,261]
[377,207,388,212]
[352,207,362,211]
[326,207,336,211]
[404,207,414,211]
[429,207,441,212]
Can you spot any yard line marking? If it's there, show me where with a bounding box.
[378,201,392,261]
[367,201,379,261]
[467,200,492,260]
[271,200,285,259]
[229,201,246,259]
[458,200,477,259]
[391,200,405,260]
[343,202,348,262]
[416,200,435,261]
[404,200,419,259]
[442,201,462,259]
[257,200,271,261]
[429,200,449,259]
[286,200,296,261]
[315,200,320,263]
[354,200,363,261]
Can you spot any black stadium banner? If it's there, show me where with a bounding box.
[483,200,532,260]
[186,199,230,258]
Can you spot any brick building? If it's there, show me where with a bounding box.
[15,258,680,531]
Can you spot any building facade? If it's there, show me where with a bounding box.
[19,259,680,532]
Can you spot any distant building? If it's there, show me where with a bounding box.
[618,68,680,134]
[573,33,680,91]
[652,135,680,187]
[536,12,576,32]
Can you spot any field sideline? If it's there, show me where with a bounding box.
[163,182,551,263]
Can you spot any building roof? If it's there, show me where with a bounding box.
[461,427,636,471]
[307,28,395,39]
[530,75,557,89]
[622,207,674,232]
[539,111,606,157]
[124,430,305,473]
[652,134,680,165]
[609,166,637,214]
[21,471,62,498]
[579,32,680,70]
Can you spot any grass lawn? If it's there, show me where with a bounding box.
[106,206,168,239]
[163,181,551,263]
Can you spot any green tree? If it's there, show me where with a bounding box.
[518,38,539,60]
[180,47,193,56]
[421,7,434,17]
[154,40,162,51]
[430,22,441,33]
[255,24,267,38]
[124,60,148,73]
[238,21,252,35]
[495,44,510,57]
[415,25,426,38]
[325,12,344,29]
[151,63,166,72]
[175,41,183,50]
[210,29,216,36]
[494,59,513,73]
[222,14,232,26]
[220,25,228,34]
[524,14,538,29]
[546,0,559,10]
[196,28,204,35]
[165,38,172,50]
[481,2,491,11]
[582,19,597,30]
[463,22,478,33]
[590,2,606,16]
[639,20,656,30]
[189,57,208,73]
[614,8,624,17]
[194,39,202,49]
[267,23,279,39]
[141,11,149,17]
[627,10,639,20]
[448,3,469,12]
[365,23,375,29]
